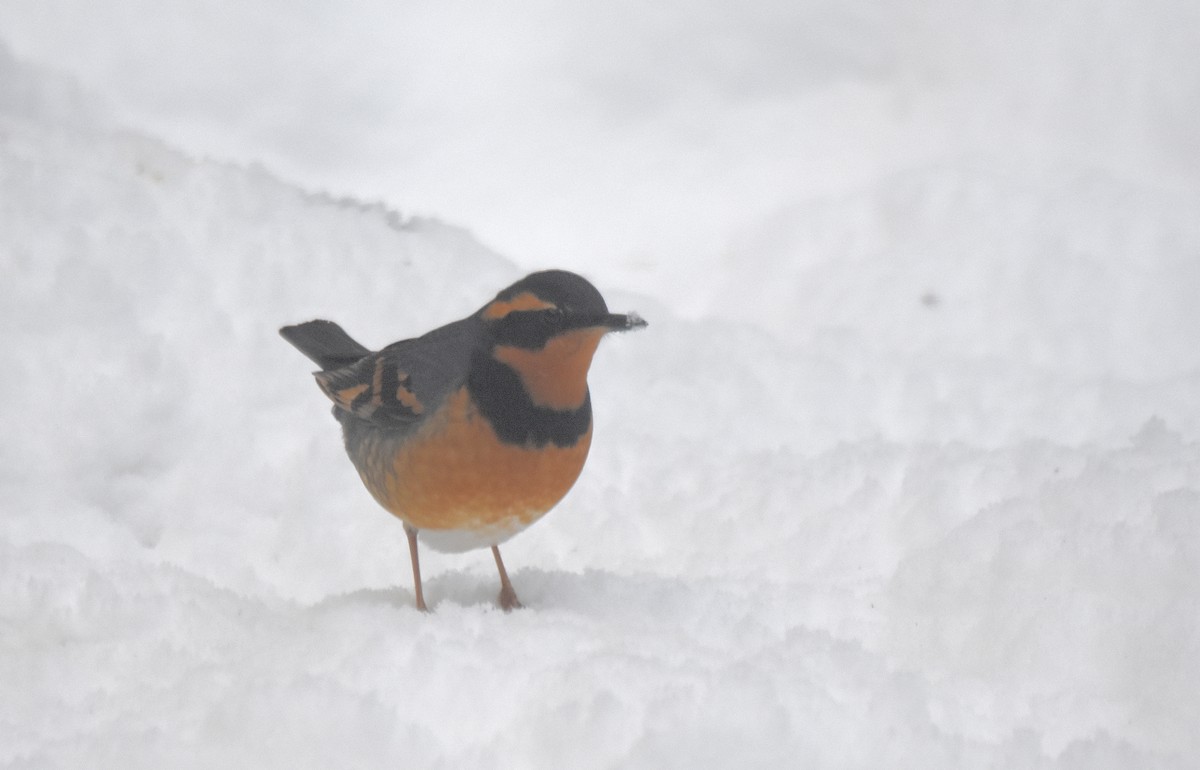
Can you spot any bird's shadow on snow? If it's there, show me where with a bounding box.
[307,567,714,623]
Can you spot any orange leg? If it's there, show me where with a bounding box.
[405,525,429,612]
[492,545,522,611]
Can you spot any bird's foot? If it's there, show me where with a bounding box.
[498,584,523,612]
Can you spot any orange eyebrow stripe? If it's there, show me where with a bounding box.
[482,292,556,319]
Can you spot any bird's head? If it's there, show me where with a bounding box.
[478,270,646,410]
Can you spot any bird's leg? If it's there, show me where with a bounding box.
[404,525,429,612]
[492,545,522,611]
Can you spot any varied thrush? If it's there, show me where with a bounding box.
[281,270,646,611]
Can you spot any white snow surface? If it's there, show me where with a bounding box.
[2,4,1199,767]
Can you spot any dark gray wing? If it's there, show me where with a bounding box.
[314,316,482,431]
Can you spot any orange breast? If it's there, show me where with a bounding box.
[352,387,592,533]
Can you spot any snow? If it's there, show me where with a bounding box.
[2,2,1199,766]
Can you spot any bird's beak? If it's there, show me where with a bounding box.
[600,312,648,333]
[561,311,648,334]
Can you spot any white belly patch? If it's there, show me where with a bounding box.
[417,516,537,553]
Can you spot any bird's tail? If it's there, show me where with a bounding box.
[279,320,372,370]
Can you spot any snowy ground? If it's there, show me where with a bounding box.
[2,3,1199,768]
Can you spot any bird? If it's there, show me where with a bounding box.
[280,269,646,611]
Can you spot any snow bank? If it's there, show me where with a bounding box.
[2,37,1199,769]
[2,0,1197,303]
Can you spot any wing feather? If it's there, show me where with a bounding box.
[313,316,480,431]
